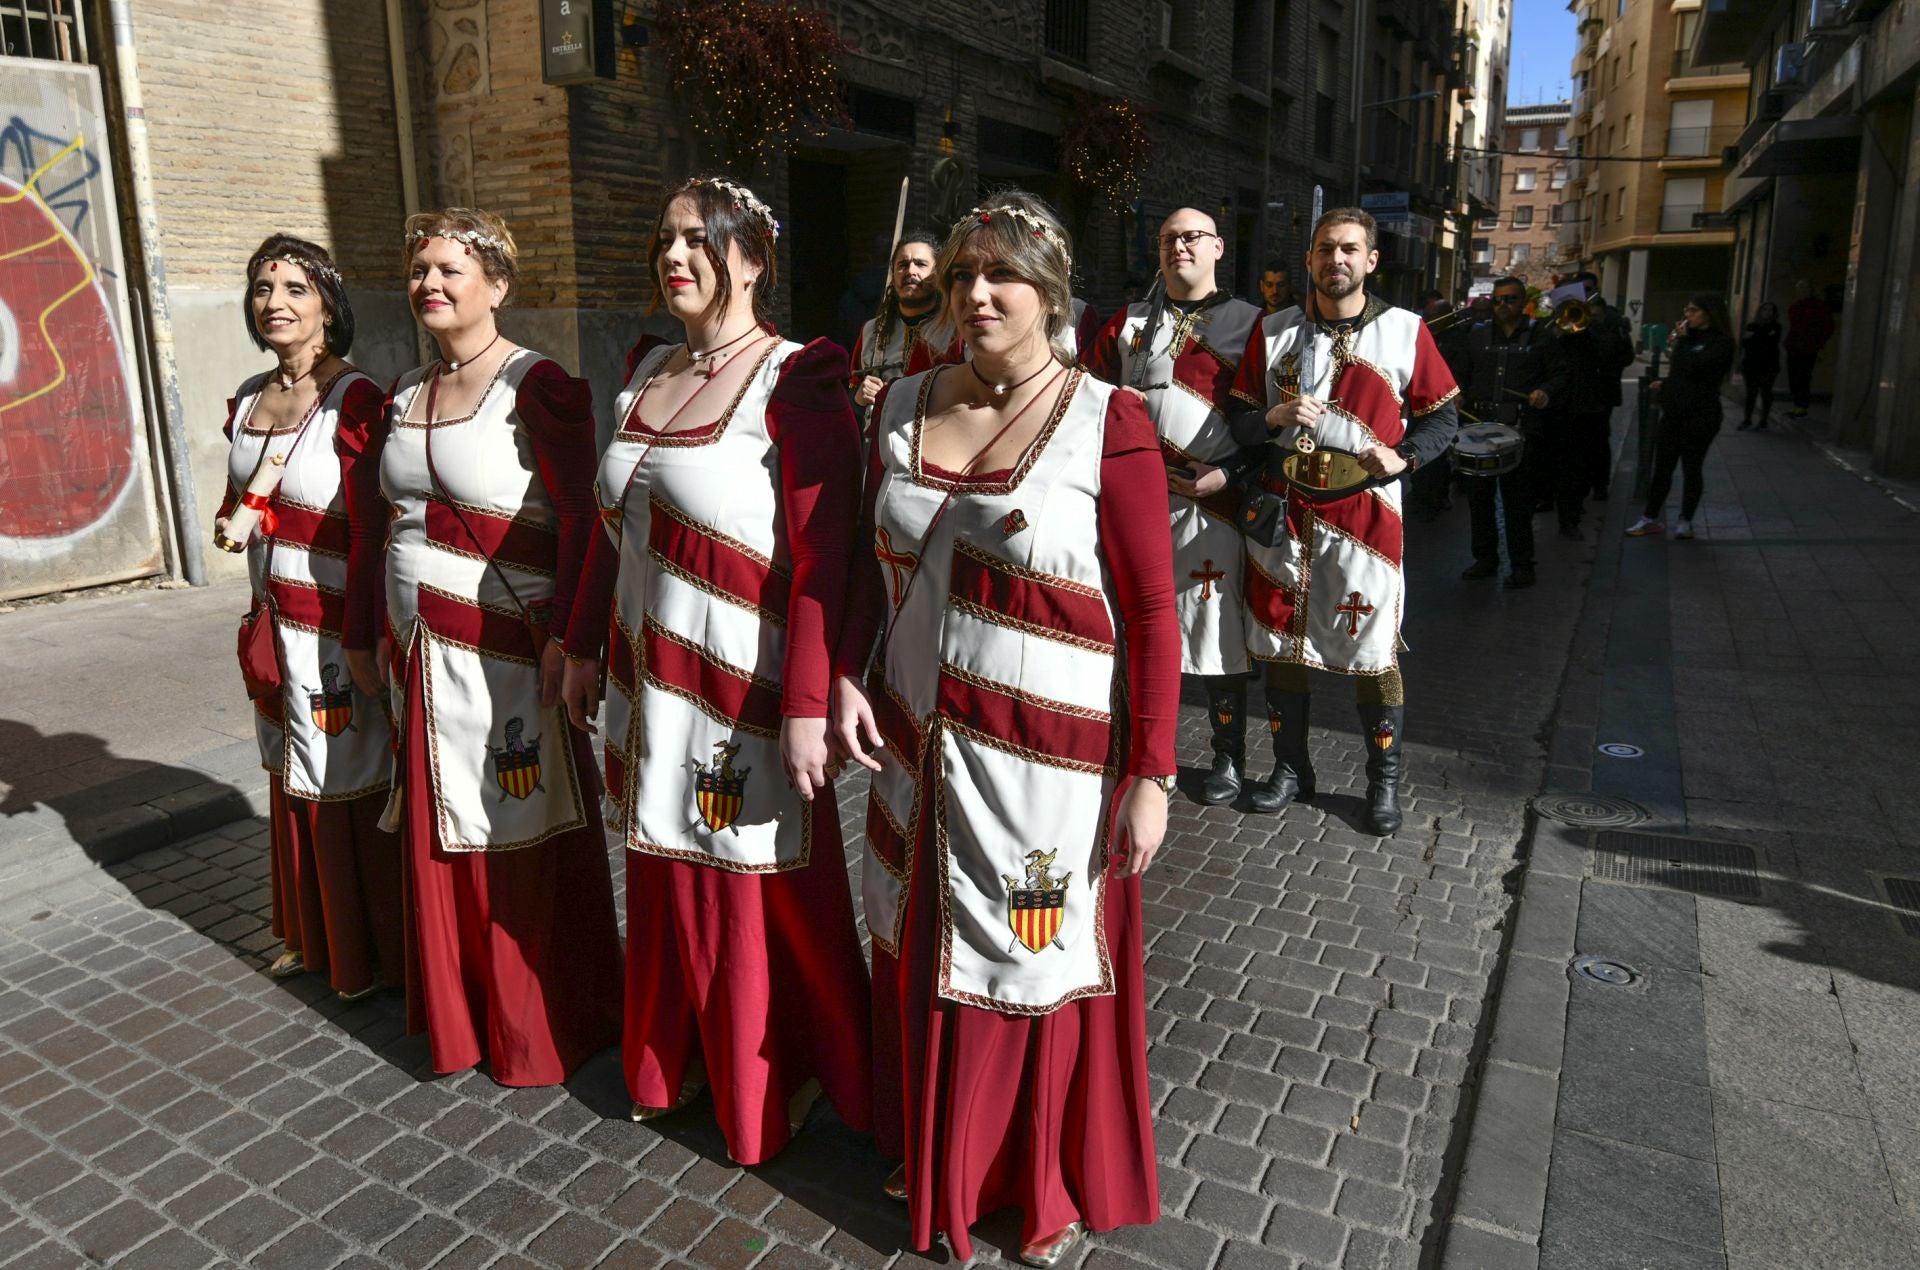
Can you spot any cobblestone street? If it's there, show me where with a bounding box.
[0,474,1596,1268]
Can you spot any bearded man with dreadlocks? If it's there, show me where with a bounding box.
[851,229,961,412]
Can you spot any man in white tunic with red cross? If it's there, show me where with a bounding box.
[1085,208,1266,807]
[1228,208,1459,834]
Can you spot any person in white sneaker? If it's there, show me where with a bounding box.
[1630,294,1734,540]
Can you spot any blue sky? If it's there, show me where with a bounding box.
[1508,0,1579,106]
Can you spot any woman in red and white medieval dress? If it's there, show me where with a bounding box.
[558,176,871,1165]
[217,234,401,1002]
[351,209,622,1086]
[832,191,1179,1266]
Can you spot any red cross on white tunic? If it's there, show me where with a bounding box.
[1334,590,1374,637]
[875,526,920,608]
[1190,559,1225,601]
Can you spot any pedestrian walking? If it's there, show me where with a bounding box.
[1628,294,1736,540]
[365,208,622,1086]
[1545,274,1634,533]
[219,234,401,1003]
[1738,301,1782,430]
[1084,206,1264,807]
[557,176,873,1164]
[832,190,1178,1266]
[1228,208,1460,834]
[1784,281,1833,417]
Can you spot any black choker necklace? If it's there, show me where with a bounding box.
[969,358,1054,401]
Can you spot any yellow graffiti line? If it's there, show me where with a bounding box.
[0,231,64,263]
[0,135,98,418]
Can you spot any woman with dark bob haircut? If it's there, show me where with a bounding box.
[832,189,1178,1265]
[216,233,402,1002]
[559,174,873,1163]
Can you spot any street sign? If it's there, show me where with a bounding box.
[541,0,615,85]
[1361,191,1411,224]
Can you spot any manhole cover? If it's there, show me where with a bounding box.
[1869,874,1920,940]
[1597,742,1644,759]
[1532,793,1651,829]
[1572,955,1640,986]
[1586,830,1763,901]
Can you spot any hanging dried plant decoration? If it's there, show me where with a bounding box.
[655,0,850,169]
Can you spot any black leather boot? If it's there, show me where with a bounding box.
[1248,690,1315,813]
[1358,703,1405,835]
[1200,680,1245,805]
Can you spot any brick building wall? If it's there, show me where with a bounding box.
[1480,103,1571,289]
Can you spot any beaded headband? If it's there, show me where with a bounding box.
[406,227,509,256]
[690,177,780,240]
[967,204,1072,270]
[252,253,342,286]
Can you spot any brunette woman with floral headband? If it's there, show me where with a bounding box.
[558,176,872,1163]
[346,207,621,1087]
[831,189,1178,1265]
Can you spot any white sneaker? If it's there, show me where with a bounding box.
[1626,516,1664,537]
[1674,519,1695,539]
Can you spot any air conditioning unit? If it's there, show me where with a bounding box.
[1774,42,1808,88]
[1807,0,1851,34]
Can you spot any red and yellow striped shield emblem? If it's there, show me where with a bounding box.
[490,717,542,801]
[693,740,750,833]
[309,697,353,736]
[1008,888,1066,953]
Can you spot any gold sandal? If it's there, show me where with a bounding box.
[629,1060,707,1122]
[1019,1221,1085,1268]
[882,1163,909,1203]
[268,951,305,978]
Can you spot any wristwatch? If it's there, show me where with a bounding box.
[1147,773,1177,794]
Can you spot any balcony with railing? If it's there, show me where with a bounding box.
[1044,0,1089,66]
[1658,203,1705,232]
[1669,47,1747,81]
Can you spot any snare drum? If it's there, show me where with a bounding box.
[1450,421,1526,477]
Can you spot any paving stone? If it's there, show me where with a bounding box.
[68,1198,168,1262]
[379,1214,468,1267]
[196,1193,304,1259]
[526,1211,623,1267]
[323,1182,421,1246]
[643,1196,723,1252]
[456,1178,556,1245]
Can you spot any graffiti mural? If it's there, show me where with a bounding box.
[0,64,160,598]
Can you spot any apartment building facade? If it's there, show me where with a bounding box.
[1699,0,1920,476]
[1475,101,1572,289]
[1558,0,1749,327]
[1445,0,1514,297]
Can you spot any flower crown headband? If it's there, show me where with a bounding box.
[690,177,781,240]
[253,253,342,286]
[967,204,1072,270]
[407,227,509,256]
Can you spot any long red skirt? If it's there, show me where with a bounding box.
[886,810,1160,1259]
[398,645,623,1086]
[267,779,403,996]
[624,797,873,1165]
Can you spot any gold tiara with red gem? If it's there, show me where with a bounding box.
[967,204,1071,268]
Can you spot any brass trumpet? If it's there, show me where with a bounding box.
[1425,306,1477,334]
[1553,296,1590,334]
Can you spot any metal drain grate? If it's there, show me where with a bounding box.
[1872,875,1920,940]
[1532,793,1651,829]
[1586,830,1763,901]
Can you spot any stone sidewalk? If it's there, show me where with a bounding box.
[0,464,1604,1268]
[1440,400,1920,1269]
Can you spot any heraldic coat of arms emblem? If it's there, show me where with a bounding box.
[693,740,750,833]
[491,717,543,801]
[1003,848,1072,954]
[308,664,353,736]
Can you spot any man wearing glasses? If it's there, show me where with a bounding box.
[1460,275,1567,588]
[1086,209,1266,806]
[1226,209,1459,836]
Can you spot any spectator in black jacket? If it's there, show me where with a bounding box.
[1738,301,1782,431]
[1630,293,1736,540]
[1546,280,1636,536]
[1461,276,1568,588]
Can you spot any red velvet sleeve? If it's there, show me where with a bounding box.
[768,338,862,716]
[562,525,619,659]
[1229,315,1270,410]
[848,322,869,384]
[1083,308,1130,384]
[516,359,599,639]
[1096,390,1180,777]
[1077,303,1103,358]
[216,395,241,522]
[832,385,893,680]
[337,376,391,650]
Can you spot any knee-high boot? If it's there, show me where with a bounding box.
[1248,690,1315,814]
[1200,679,1246,805]
[1357,703,1405,835]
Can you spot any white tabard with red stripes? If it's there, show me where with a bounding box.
[1235,305,1456,674]
[1105,297,1262,675]
[596,339,808,873]
[380,350,586,851]
[864,366,1122,1015]
[228,370,392,801]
